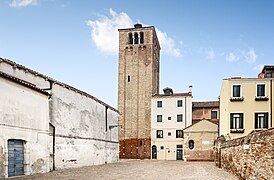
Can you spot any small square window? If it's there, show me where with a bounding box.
[177,100,183,107]
[160,146,164,150]
[157,115,163,122]
[157,101,162,108]
[177,114,183,122]
[168,132,171,136]
[168,117,171,120]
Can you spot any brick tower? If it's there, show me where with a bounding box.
[118,24,160,159]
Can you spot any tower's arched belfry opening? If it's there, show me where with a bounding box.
[118,24,161,159]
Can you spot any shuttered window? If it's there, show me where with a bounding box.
[255,112,268,129]
[230,113,244,129]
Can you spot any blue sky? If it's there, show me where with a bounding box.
[1,0,274,107]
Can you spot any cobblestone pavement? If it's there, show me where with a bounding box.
[11,160,238,180]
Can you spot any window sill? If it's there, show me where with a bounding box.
[230,97,244,101]
[230,129,245,133]
[255,96,269,101]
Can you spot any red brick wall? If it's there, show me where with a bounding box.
[216,128,274,179]
[119,138,151,159]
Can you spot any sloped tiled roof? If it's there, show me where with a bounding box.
[192,101,219,108]
[0,71,50,96]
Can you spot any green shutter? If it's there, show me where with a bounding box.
[255,113,258,129]
[240,113,244,129]
[230,113,233,129]
[264,113,269,128]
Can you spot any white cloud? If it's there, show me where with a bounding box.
[226,52,239,62]
[156,30,181,57]
[9,0,37,7]
[244,48,257,64]
[205,49,215,60]
[86,9,181,57]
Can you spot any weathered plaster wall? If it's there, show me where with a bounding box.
[0,76,50,178]
[183,120,218,161]
[216,128,274,179]
[51,84,119,169]
[0,58,119,174]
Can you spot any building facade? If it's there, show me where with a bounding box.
[151,87,192,160]
[183,120,218,161]
[0,58,119,178]
[219,66,274,139]
[118,24,160,159]
[192,101,219,125]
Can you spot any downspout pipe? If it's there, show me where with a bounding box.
[271,79,273,128]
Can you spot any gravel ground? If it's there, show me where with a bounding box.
[9,160,238,180]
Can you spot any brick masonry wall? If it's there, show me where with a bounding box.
[119,138,151,159]
[215,128,274,179]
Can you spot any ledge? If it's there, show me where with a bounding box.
[255,96,269,101]
[230,97,244,102]
[230,129,245,133]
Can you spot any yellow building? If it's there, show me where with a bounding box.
[220,66,274,139]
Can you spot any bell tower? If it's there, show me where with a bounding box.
[118,24,160,159]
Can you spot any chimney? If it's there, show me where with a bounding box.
[189,85,192,94]
[134,24,142,28]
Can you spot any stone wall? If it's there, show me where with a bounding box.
[215,128,274,179]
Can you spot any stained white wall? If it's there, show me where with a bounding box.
[0,76,50,178]
[0,59,119,174]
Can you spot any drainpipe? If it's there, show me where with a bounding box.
[185,96,187,128]
[43,80,53,91]
[271,79,273,128]
[49,123,55,171]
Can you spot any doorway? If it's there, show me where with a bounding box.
[152,145,157,159]
[8,139,24,177]
[176,145,183,160]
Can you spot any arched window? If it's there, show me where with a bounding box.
[189,140,194,150]
[128,33,133,44]
[140,32,144,44]
[134,32,139,44]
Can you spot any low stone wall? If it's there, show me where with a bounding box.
[215,128,274,179]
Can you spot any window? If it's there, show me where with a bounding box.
[230,113,244,129]
[211,111,218,119]
[134,32,138,44]
[160,146,164,150]
[157,115,163,122]
[168,117,171,120]
[128,33,133,44]
[176,130,183,138]
[128,75,130,82]
[168,132,171,136]
[257,84,265,97]
[177,100,183,107]
[189,140,194,150]
[177,114,183,122]
[232,85,241,97]
[255,113,268,129]
[140,32,144,44]
[156,130,163,138]
[157,101,162,108]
